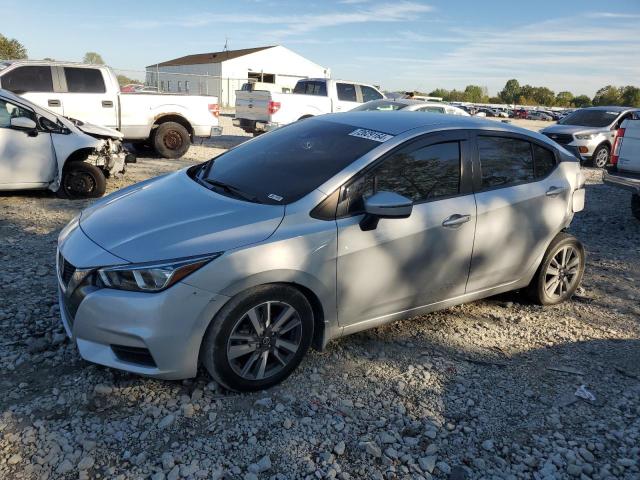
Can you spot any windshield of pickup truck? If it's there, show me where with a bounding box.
[196,119,385,204]
[559,109,620,127]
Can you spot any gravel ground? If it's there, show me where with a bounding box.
[1,116,639,480]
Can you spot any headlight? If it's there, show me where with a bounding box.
[574,133,597,140]
[96,253,221,292]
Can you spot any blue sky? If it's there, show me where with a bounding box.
[2,0,639,96]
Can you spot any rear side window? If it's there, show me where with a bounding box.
[345,141,461,212]
[478,136,534,189]
[533,144,556,178]
[293,81,327,96]
[1,66,54,93]
[361,85,383,102]
[337,83,357,102]
[64,67,106,93]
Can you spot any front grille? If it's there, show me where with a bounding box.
[111,345,157,367]
[61,258,75,285]
[543,133,573,145]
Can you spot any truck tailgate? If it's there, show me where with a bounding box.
[618,119,640,174]
[235,91,272,121]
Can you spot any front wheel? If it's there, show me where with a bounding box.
[152,122,191,159]
[57,162,106,199]
[201,285,314,392]
[589,144,610,168]
[527,233,585,305]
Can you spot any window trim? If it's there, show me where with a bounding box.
[471,131,560,193]
[324,130,474,219]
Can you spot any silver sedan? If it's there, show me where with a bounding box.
[57,112,586,391]
[352,98,470,116]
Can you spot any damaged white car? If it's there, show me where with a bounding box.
[0,88,134,198]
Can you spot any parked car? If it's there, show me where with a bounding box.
[352,99,470,116]
[0,60,222,158]
[514,109,529,119]
[0,89,134,198]
[528,111,553,121]
[541,106,640,167]
[603,119,640,220]
[120,84,144,93]
[233,78,384,135]
[57,112,586,391]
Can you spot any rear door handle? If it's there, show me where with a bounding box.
[48,99,61,107]
[102,100,114,108]
[546,186,567,197]
[442,214,471,228]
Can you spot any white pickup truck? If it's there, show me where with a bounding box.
[0,60,222,158]
[603,119,640,220]
[233,78,384,135]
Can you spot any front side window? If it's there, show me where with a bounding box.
[361,85,383,102]
[0,99,36,128]
[337,83,357,102]
[64,67,106,93]
[1,66,54,93]
[344,141,461,213]
[478,136,534,189]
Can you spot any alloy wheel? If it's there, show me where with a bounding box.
[226,301,303,381]
[544,245,581,299]
[594,148,609,168]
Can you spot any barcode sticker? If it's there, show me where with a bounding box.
[349,128,394,143]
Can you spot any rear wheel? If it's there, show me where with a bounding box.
[590,144,610,168]
[152,122,191,159]
[632,194,640,221]
[527,233,585,305]
[201,285,314,392]
[58,162,106,199]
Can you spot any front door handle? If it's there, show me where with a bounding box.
[546,186,567,197]
[48,99,61,107]
[442,214,471,228]
[102,100,114,108]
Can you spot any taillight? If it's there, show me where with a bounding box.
[208,103,219,117]
[611,127,625,166]
[268,101,281,115]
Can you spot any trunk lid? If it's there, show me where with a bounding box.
[235,90,272,121]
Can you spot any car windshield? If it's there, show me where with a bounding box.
[197,119,385,204]
[559,109,620,127]
[352,101,406,112]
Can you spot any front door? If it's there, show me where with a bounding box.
[336,132,476,328]
[0,98,55,187]
[59,67,118,129]
[334,82,361,112]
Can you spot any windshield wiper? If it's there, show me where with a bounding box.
[201,178,262,203]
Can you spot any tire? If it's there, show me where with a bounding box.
[527,233,585,306]
[152,122,191,159]
[57,162,106,199]
[589,144,610,168]
[201,284,314,392]
[632,194,640,221]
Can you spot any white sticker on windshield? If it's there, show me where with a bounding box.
[268,193,283,202]
[349,128,394,143]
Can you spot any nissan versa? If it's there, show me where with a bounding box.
[57,113,586,391]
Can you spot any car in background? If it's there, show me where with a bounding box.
[57,112,585,391]
[604,119,640,220]
[541,106,640,167]
[120,84,144,93]
[528,111,553,121]
[352,99,470,116]
[514,109,529,119]
[0,88,134,198]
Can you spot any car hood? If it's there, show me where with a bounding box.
[79,169,285,263]
[541,124,608,135]
[70,119,124,140]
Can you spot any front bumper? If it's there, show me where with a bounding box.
[603,170,640,194]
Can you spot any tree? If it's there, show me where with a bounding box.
[555,91,574,107]
[116,74,139,87]
[463,85,488,103]
[572,95,592,108]
[0,33,27,60]
[592,85,622,106]
[428,88,450,99]
[531,87,556,107]
[488,96,502,104]
[83,52,105,64]
[499,79,520,105]
[620,86,640,107]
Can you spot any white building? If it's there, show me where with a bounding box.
[146,45,329,106]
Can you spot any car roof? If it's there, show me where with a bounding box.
[583,106,636,112]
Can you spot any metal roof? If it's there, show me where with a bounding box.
[147,46,277,68]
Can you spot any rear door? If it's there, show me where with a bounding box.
[59,67,117,128]
[334,82,361,112]
[0,65,64,116]
[467,133,571,292]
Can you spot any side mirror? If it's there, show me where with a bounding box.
[10,116,37,131]
[360,191,413,231]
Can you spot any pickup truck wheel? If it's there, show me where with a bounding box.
[632,194,640,221]
[58,162,106,199]
[589,145,610,168]
[153,122,190,159]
